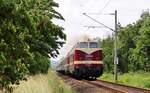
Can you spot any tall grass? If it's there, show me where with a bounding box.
[13,74,51,93]
[12,70,74,93]
[99,71,150,88]
[48,71,74,93]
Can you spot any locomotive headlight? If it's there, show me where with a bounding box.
[75,65,79,69]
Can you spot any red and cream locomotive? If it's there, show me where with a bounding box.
[57,39,103,79]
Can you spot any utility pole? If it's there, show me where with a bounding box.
[83,10,118,82]
[114,10,118,83]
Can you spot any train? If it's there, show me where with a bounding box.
[56,39,103,79]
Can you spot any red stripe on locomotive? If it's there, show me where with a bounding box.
[74,50,102,61]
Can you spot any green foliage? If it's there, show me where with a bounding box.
[131,13,150,71]
[119,11,150,72]
[102,36,114,72]
[28,52,49,74]
[101,11,150,73]
[117,24,137,72]
[0,0,65,92]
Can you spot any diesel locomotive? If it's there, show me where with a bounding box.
[56,39,103,79]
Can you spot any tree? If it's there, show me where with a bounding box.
[117,11,150,72]
[131,12,150,71]
[117,24,137,72]
[0,0,66,92]
[102,36,114,72]
[100,11,150,73]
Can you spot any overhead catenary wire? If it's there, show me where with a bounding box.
[98,0,112,15]
[83,13,114,31]
[85,0,112,15]
[83,0,112,31]
[82,0,112,39]
[83,26,105,28]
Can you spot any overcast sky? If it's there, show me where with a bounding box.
[52,0,150,62]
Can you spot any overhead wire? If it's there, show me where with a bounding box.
[83,0,112,39]
[98,0,112,15]
[85,0,112,15]
[98,0,112,39]
[80,0,98,31]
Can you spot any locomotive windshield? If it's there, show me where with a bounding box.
[77,42,98,48]
[89,42,98,48]
[78,42,88,48]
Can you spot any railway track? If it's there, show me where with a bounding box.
[84,80,150,93]
[57,73,150,93]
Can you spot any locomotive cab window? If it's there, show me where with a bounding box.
[89,42,98,48]
[78,42,88,48]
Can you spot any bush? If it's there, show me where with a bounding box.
[27,52,49,74]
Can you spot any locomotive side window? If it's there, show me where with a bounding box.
[89,42,98,48]
[78,42,88,48]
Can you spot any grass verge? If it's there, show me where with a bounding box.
[48,70,74,93]
[13,74,51,93]
[99,71,150,89]
[12,70,74,93]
